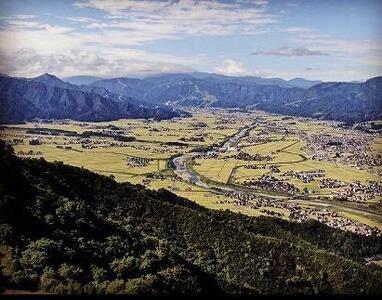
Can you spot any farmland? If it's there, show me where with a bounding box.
[1,108,381,234]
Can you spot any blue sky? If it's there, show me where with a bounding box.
[0,0,381,81]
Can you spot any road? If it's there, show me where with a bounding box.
[172,125,251,189]
[171,125,382,220]
[172,124,287,199]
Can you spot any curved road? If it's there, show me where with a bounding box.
[171,125,382,220]
[172,124,287,199]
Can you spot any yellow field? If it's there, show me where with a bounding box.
[243,140,297,155]
[13,143,167,182]
[192,158,242,183]
[1,109,381,230]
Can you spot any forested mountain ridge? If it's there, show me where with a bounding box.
[1,72,379,124]
[91,73,382,123]
[0,74,188,124]
[258,76,382,122]
[0,141,381,295]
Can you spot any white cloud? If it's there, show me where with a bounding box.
[290,30,382,58]
[73,0,277,37]
[251,47,328,56]
[215,59,248,76]
[0,48,195,78]
[0,2,380,81]
[64,16,100,23]
[0,1,278,78]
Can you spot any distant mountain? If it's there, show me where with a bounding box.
[0,74,188,124]
[32,73,73,89]
[32,73,122,98]
[90,73,304,107]
[91,73,381,123]
[63,75,104,85]
[2,72,379,123]
[287,77,322,89]
[1,141,382,295]
[258,77,382,123]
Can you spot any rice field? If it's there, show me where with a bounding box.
[1,109,380,229]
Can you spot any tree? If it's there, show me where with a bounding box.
[20,239,61,272]
[39,266,60,292]
[110,257,138,279]
[106,279,125,294]
[57,263,83,281]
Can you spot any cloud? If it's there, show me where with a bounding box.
[0,1,380,81]
[73,0,277,37]
[289,30,382,57]
[304,67,321,71]
[0,48,194,78]
[251,47,328,56]
[215,59,247,76]
[0,1,278,78]
[63,16,100,23]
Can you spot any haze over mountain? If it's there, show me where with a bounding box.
[287,77,323,89]
[63,76,105,86]
[0,74,188,124]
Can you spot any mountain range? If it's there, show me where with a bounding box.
[89,73,381,123]
[0,72,381,123]
[0,74,188,123]
[1,141,381,295]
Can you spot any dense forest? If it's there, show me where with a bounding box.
[0,140,381,295]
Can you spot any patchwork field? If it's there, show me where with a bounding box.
[1,108,381,232]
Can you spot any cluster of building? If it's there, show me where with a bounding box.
[80,140,134,149]
[130,144,175,155]
[281,169,325,183]
[242,175,299,194]
[227,151,272,161]
[319,178,347,189]
[126,157,151,167]
[180,135,206,142]
[29,138,41,145]
[289,206,380,236]
[243,164,280,173]
[217,191,380,236]
[215,125,230,130]
[304,132,380,172]
[244,135,272,145]
[3,138,24,146]
[17,150,43,156]
[195,152,218,159]
[332,181,382,202]
[56,145,74,150]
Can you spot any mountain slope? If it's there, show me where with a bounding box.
[0,141,381,295]
[91,73,381,122]
[0,75,188,123]
[91,73,305,107]
[287,77,322,89]
[258,77,382,122]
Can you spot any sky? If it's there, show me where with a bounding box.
[0,0,381,81]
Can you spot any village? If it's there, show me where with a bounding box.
[213,190,381,236]
[0,109,381,236]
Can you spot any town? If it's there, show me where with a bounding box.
[0,108,381,236]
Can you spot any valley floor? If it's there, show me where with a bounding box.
[1,108,381,235]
